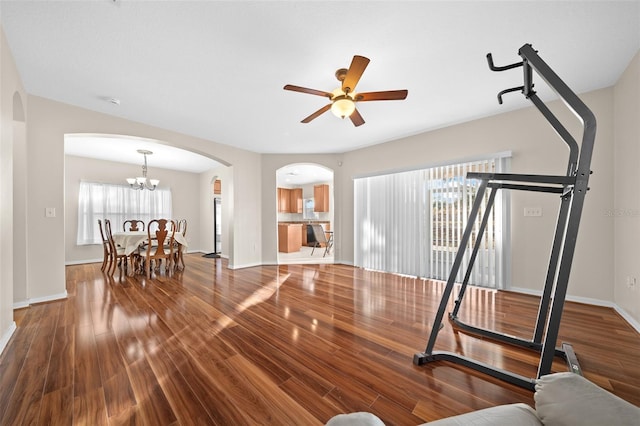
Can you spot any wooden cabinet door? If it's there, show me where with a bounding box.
[314,184,329,212]
[277,188,291,213]
[290,188,303,213]
[301,224,308,246]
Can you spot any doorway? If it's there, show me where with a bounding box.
[276,163,334,265]
[204,177,222,258]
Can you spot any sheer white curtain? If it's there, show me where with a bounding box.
[354,156,508,288]
[77,181,172,245]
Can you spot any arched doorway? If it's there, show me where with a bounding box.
[276,163,334,265]
[63,133,230,265]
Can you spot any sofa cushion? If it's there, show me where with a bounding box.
[325,412,385,426]
[535,372,640,426]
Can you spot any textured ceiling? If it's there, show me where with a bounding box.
[1,1,639,163]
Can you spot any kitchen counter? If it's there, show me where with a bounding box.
[278,221,330,247]
[278,223,303,253]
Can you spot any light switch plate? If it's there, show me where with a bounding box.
[45,207,56,218]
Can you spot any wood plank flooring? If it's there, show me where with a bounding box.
[1,254,639,425]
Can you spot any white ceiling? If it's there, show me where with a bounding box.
[276,163,333,186]
[1,1,639,166]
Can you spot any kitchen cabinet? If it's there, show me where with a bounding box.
[277,188,291,213]
[278,187,303,213]
[278,223,303,253]
[290,188,303,213]
[314,184,330,212]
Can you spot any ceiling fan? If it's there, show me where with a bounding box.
[283,55,408,127]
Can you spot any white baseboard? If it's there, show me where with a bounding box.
[0,321,17,357]
[28,291,68,305]
[613,305,640,334]
[228,261,262,270]
[65,258,102,266]
[508,286,639,333]
[13,300,29,309]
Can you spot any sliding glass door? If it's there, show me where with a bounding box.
[354,156,509,288]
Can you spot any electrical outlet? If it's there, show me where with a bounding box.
[524,207,542,217]
[45,207,56,218]
[627,276,637,289]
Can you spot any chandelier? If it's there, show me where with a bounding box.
[126,149,159,191]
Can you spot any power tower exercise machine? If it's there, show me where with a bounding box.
[413,44,596,391]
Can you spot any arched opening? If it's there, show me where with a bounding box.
[63,133,232,267]
[276,163,334,264]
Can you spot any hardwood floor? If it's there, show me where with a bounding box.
[1,254,639,425]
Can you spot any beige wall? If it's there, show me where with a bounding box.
[613,51,640,325]
[64,155,204,265]
[0,28,27,351]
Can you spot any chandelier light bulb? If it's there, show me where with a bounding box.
[127,149,159,191]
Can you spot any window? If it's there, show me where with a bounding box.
[77,181,172,245]
[354,156,509,288]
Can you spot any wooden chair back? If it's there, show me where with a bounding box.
[145,219,175,278]
[104,219,128,274]
[173,219,187,270]
[177,219,187,237]
[123,219,145,232]
[97,219,111,272]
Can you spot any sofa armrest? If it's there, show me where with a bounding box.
[534,372,640,426]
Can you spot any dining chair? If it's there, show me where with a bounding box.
[105,219,130,275]
[123,219,145,232]
[174,219,187,270]
[145,218,176,278]
[310,224,333,257]
[97,219,112,272]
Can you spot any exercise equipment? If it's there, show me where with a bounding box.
[413,44,596,391]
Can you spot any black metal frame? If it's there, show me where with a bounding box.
[413,44,596,390]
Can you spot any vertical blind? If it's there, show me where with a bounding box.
[77,181,172,245]
[354,157,508,288]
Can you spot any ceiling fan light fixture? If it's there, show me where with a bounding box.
[331,95,356,118]
[284,55,406,126]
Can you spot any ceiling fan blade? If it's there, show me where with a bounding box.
[284,84,332,98]
[350,108,365,127]
[301,104,331,123]
[342,55,370,94]
[355,90,408,102]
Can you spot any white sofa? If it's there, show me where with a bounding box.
[326,372,640,426]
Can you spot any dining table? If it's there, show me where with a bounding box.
[113,230,189,273]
